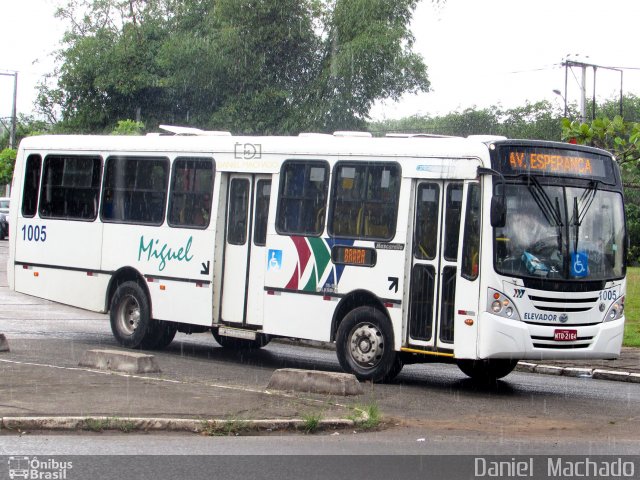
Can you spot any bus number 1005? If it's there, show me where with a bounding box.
[21,225,47,242]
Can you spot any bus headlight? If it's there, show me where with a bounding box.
[604,296,624,322]
[487,288,521,321]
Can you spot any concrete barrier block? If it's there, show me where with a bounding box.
[592,369,630,382]
[79,349,160,374]
[267,368,363,396]
[534,365,564,376]
[0,334,9,352]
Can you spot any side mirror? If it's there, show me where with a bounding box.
[490,195,506,228]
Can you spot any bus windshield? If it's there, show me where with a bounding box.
[494,182,625,281]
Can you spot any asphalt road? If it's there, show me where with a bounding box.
[1,240,639,458]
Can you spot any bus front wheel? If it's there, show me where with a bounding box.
[456,358,518,382]
[336,306,402,383]
[110,281,157,349]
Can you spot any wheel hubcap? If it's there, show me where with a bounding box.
[349,323,384,367]
[117,295,140,336]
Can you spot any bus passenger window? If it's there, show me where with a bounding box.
[39,155,102,221]
[101,156,169,225]
[22,155,42,218]
[168,157,214,228]
[276,161,328,236]
[329,162,400,241]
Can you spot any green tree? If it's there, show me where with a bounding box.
[370,101,566,139]
[111,119,145,135]
[561,115,640,264]
[0,148,16,186]
[39,0,429,134]
[0,115,49,150]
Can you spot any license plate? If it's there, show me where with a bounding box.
[554,329,578,341]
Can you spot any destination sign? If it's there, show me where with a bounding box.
[331,246,376,267]
[494,146,613,182]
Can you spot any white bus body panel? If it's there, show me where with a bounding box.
[101,224,214,326]
[14,218,105,311]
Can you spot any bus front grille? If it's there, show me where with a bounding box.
[528,294,598,313]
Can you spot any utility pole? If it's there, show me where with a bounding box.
[0,71,18,149]
[560,59,623,122]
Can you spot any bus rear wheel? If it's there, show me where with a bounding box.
[110,281,158,349]
[456,358,518,382]
[336,306,402,383]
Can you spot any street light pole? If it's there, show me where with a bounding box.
[0,71,18,149]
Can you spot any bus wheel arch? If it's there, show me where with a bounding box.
[106,267,149,314]
[334,297,402,383]
[330,290,387,342]
[456,358,518,382]
[107,268,172,349]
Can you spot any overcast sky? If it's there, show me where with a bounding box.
[2,0,640,125]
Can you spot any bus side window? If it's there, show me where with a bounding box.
[101,156,169,226]
[329,162,400,241]
[276,161,328,236]
[22,155,42,218]
[39,155,102,221]
[461,183,481,280]
[168,157,214,229]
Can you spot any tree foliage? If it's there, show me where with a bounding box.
[0,115,49,150]
[0,148,17,186]
[39,0,429,134]
[111,119,145,135]
[561,112,640,265]
[370,100,567,140]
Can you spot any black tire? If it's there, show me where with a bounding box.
[336,306,401,383]
[456,358,518,382]
[211,329,270,350]
[110,281,156,349]
[147,321,178,350]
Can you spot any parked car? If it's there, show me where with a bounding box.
[0,197,9,240]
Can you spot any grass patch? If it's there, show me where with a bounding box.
[82,417,136,433]
[301,413,322,434]
[349,402,381,430]
[200,419,250,436]
[624,267,640,347]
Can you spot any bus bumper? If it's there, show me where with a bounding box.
[476,312,625,360]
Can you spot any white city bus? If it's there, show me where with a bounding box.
[7,130,627,382]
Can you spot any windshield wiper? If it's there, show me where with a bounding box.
[571,180,599,227]
[571,180,600,252]
[527,176,563,227]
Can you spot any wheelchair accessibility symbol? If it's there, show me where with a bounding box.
[571,251,589,278]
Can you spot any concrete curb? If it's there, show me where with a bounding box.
[516,362,640,383]
[276,340,640,385]
[0,416,358,434]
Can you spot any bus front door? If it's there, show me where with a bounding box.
[220,174,272,327]
[407,181,463,353]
